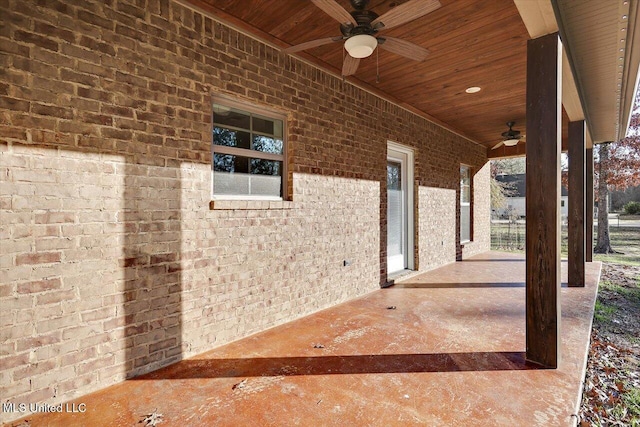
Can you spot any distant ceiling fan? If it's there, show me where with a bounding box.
[491,121,525,150]
[283,0,442,77]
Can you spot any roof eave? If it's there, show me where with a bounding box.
[619,0,640,140]
[553,0,639,143]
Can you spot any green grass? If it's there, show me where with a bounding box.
[593,299,617,323]
[613,387,640,426]
[592,225,640,266]
[624,388,640,425]
[600,278,638,291]
[595,253,640,266]
[600,280,640,302]
[593,279,640,344]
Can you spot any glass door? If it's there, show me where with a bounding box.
[387,154,407,273]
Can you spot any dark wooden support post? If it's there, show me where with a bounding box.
[525,33,562,368]
[568,120,586,287]
[586,148,594,262]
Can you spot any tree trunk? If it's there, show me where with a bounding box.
[594,143,614,253]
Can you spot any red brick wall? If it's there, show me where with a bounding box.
[0,0,488,421]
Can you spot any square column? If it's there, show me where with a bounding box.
[525,33,562,368]
[568,120,586,286]
[586,148,594,262]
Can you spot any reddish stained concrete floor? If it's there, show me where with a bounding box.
[6,252,601,427]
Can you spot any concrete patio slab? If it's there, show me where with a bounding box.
[5,252,601,426]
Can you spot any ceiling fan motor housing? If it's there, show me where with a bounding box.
[351,0,369,9]
[340,9,379,37]
[501,121,522,142]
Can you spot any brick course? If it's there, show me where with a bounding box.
[0,0,489,422]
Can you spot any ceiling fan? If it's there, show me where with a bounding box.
[283,0,442,77]
[491,121,525,150]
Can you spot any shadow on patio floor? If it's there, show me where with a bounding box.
[393,282,526,288]
[136,351,545,380]
[394,282,570,288]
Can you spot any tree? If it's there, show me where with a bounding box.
[492,157,526,175]
[490,159,521,215]
[593,91,640,253]
[594,142,614,253]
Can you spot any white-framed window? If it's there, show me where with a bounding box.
[460,165,471,243]
[212,97,286,200]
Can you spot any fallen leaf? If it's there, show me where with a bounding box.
[140,409,164,426]
[232,379,248,390]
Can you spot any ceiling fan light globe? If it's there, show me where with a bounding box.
[503,138,520,147]
[345,34,377,58]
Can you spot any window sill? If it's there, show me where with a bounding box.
[209,199,294,210]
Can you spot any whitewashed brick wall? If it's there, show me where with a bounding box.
[461,162,491,259]
[418,186,457,270]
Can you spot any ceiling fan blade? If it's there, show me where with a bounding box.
[342,54,360,76]
[491,141,505,150]
[283,37,342,53]
[372,0,442,31]
[311,0,357,25]
[378,37,429,61]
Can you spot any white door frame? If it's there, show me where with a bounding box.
[387,141,415,273]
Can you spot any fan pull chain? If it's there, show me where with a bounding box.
[376,47,380,83]
[342,47,346,83]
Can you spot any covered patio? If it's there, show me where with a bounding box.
[10,252,601,426]
[1,0,636,424]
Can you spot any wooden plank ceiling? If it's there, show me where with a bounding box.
[188,0,537,152]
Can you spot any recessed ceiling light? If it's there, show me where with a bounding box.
[465,86,481,94]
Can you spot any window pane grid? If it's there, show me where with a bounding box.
[213,123,282,141]
[212,100,285,199]
[213,110,283,154]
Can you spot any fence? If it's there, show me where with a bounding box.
[491,220,526,251]
[491,219,575,253]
